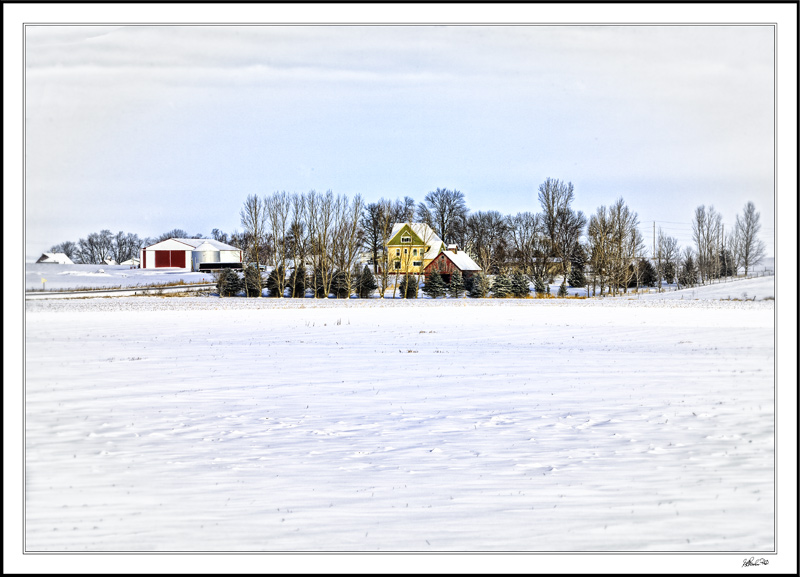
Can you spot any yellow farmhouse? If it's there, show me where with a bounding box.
[384,223,443,275]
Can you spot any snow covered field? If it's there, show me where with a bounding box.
[22,276,778,558]
[26,263,215,292]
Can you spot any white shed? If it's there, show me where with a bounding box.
[140,238,242,271]
[36,252,74,265]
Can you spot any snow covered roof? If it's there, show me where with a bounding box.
[144,238,240,251]
[440,250,481,272]
[36,252,74,265]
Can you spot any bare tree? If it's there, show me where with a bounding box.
[416,188,468,244]
[49,241,78,261]
[110,231,143,264]
[394,196,416,224]
[76,229,114,264]
[332,193,365,298]
[465,211,508,274]
[506,211,543,278]
[154,229,190,243]
[587,206,612,296]
[307,190,337,298]
[538,178,586,286]
[692,205,723,283]
[734,201,766,276]
[657,229,680,286]
[374,199,399,297]
[265,191,293,298]
[240,194,268,296]
[362,202,387,276]
[211,228,229,244]
[240,194,267,265]
[287,193,309,298]
[607,198,642,295]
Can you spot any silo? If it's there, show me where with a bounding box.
[192,249,220,271]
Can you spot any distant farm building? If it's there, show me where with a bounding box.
[378,223,443,275]
[140,238,243,271]
[424,244,481,283]
[36,252,74,265]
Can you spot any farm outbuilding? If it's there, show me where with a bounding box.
[423,245,481,283]
[36,252,74,264]
[140,238,242,271]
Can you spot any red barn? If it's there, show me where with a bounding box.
[423,245,481,283]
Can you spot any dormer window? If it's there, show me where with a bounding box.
[401,236,412,244]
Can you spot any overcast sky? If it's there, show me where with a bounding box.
[24,23,776,259]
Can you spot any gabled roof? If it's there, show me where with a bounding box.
[388,223,443,260]
[443,250,481,271]
[36,252,74,264]
[427,250,481,272]
[143,238,240,251]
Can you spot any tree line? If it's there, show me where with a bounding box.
[46,180,768,298]
[222,181,767,298]
[48,228,210,265]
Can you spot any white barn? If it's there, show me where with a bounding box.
[140,238,243,271]
[36,252,74,265]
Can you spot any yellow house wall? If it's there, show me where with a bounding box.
[387,244,434,274]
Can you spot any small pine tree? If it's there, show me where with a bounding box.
[511,271,530,298]
[243,263,265,297]
[662,262,676,285]
[449,269,465,298]
[265,266,286,297]
[568,245,587,288]
[216,268,244,297]
[635,259,657,287]
[356,264,378,298]
[468,272,491,298]
[215,268,234,297]
[491,273,512,298]
[679,255,698,287]
[398,274,418,298]
[558,279,569,297]
[533,275,547,295]
[312,268,327,298]
[422,270,447,298]
[288,265,307,298]
[331,270,350,299]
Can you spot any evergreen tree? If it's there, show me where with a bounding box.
[558,279,569,297]
[468,272,491,298]
[331,270,350,299]
[288,265,307,298]
[567,247,587,287]
[635,259,657,287]
[491,273,512,298]
[720,248,737,277]
[422,270,447,298]
[448,269,465,298]
[662,262,676,285]
[215,268,241,297]
[312,268,327,298]
[356,264,378,298]
[243,263,265,297]
[533,275,547,295]
[679,255,698,287]
[266,266,287,297]
[511,270,530,298]
[398,274,418,298]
